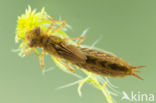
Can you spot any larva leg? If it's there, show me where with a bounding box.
[64,37,86,46]
[66,61,76,73]
[36,50,45,70]
[45,16,55,34]
[49,20,67,35]
[55,58,76,73]
[23,43,34,56]
[40,50,45,70]
[42,16,67,36]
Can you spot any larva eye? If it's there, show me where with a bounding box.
[34,27,40,36]
[31,38,37,44]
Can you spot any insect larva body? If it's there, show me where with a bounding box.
[25,26,144,80]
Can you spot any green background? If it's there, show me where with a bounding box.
[0,0,155,103]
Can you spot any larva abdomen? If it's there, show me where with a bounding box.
[74,47,144,80]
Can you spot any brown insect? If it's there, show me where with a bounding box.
[23,17,144,80]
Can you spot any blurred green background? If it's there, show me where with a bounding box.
[0,0,155,103]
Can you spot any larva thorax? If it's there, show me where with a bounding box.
[25,26,87,63]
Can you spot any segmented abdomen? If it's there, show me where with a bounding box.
[74,47,133,78]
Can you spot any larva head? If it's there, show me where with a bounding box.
[26,26,42,47]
